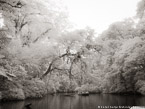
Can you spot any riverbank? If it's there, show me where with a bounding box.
[0,78,47,101]
[0,75,145,101]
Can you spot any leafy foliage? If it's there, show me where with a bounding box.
[1,0,145,101]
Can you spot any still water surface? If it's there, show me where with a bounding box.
[0,94,145,109]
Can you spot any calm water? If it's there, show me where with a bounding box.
[0,94,145,109]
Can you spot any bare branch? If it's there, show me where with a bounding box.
[0,0,25,8]
[33,28,51,43]
[40,47,85,79]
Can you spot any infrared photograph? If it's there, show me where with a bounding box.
[0,0,145,109]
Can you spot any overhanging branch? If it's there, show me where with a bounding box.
[0,0,25,8]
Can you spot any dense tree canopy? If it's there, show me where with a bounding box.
[1,0,145,101]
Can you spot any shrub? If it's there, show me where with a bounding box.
[2,88,25,100]
[75,83,101,93]
[22,78,47,98]
[58,80,77,92]
[135,80,145,95]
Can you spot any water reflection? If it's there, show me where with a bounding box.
[0,94,145,109]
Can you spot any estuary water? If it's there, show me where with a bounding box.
[0,94,145,109]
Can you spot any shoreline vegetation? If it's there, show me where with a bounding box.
[0,76,143,102]
[1,0,145,102]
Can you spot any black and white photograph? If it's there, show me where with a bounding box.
[0,0,145,109]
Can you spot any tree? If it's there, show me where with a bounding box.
[136,0,145,19]
[0,0,68,47]
[41,28,95,79]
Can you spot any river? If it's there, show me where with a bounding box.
[0,94,145,109]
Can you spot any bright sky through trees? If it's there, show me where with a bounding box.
[64,0,141,34]
[0,13,4,28]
